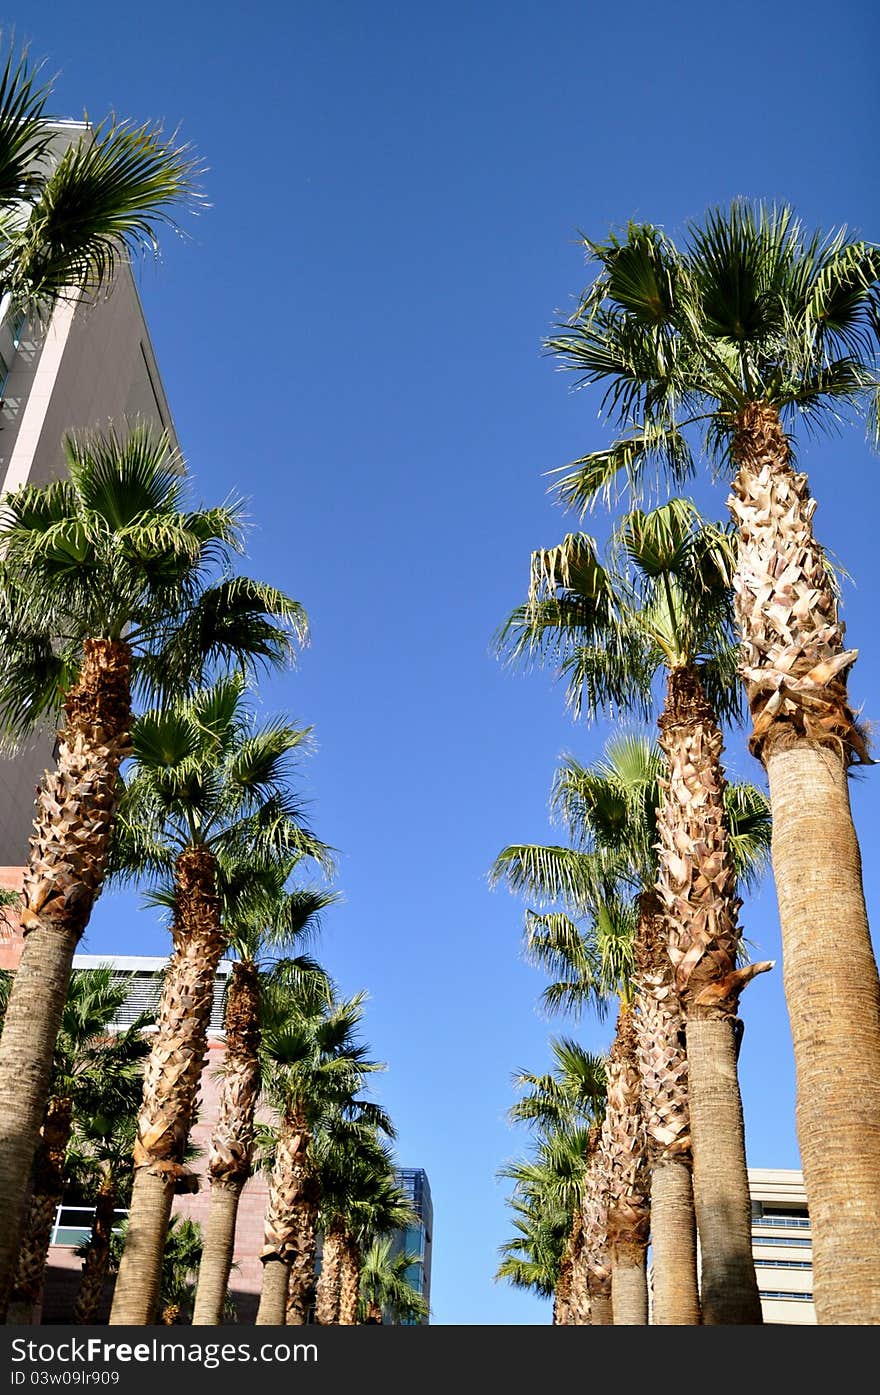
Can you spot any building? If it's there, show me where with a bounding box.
[0,118,178,874]
[749,1167,815,1324]
[389,1167,433,1324]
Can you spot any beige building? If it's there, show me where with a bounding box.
[0,119,178,871]
[749,1167,815,1324]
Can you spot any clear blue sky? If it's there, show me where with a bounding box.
[10,0,880,1324]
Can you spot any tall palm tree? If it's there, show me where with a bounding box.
[505,1038,606,1323]
[314,1127,415,1326]
[0,424,306,1308]
[494,733,770,1322]
[546,206,880,1321]
[358,1238,429,1325]
[108,679,330,1325]
[500,501,773,1322]
[191,864,335,1325]
[254,977,384,1326]
[494,818,650,1326]
[0,966,149,1323]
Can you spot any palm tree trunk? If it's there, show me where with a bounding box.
[7,1096,73,1323]
[602,1008,650,1326]
[656,664,768,1324]
[109,846,222,1325]
[256,1258,289,1325]
[192,961,261,1326]
[686,1018,760,1323]
[72,1176,117,1325]
[190,1182,242,1326]
[649,1161,700,1326]
[0,639,131,1311]
[258,1107,318,1327]
[632,895,700,1324]
[730,400,880,1325]
[363,1299,383,1324]
[587,1285,612,1325]
[611,1256,649,1325]
[314,1220,345,1324]
[563,1211,591,1324]
[108,1170,174,1325]
[582,1124,612,1326]
[337,1232,360,1326]
[553,1230,574,1325]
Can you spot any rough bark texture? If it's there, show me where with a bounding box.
[191,961,261,1326]
[657,667,772,1018]
[765,744,880,1324]
[648,1160,700,1326]
[687,1018,761,1323]
[612,1257,649,1326]
[581,1123,611,1324]
[255,1258,289,1326]
[632,894,700,1324]
[0,640,131,1311]
[337,1232,360,1326]
[259,1107,319,1328]
[601,1009,650,1324]
[7,1096,74,1323]
[108,1168,175,1326]
[553,1228,574,1325]
[560,1210,591,1324]
[314,1220,345,1325]
[656,663,768,1323]
[730,401,880,1324]
[191,1182,242,1326]
[72,1177,117,1325]
[363,1300,383,1324]
[109,846,222,1325]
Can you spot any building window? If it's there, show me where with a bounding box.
[0,352,8,402]
[753,1236,811,1248]
[754,1259,812,1269]
[9,308,25,347]
[758,1290,814,1302]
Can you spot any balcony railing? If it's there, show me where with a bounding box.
[752,1214,810,1229]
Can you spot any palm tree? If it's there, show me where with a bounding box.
[0,38,199,321]
[0,966,149,1323]
[108,1216,216,1326]
[493,733,770,1322]
[0,424,306,1308]
[494,818,650,1325]
[108,679,330,1325]
[546,206,880,1321]
[191,869,335,1326]
[254,977,384,1326]
[500,501,773,1322]
[358,1238,429,1325]
[504,1038,606,1323]
[496,1190,568,1314]
[69,1108,137,1325]
[314,1126,414,1325]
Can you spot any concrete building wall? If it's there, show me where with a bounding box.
[749,1167,815,1325]
[0,245,178,868]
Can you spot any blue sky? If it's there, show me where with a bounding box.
[10,0,880,1324]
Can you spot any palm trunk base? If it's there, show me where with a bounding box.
[649,1158,701,1324]
[108,1170,175,1325]
[611,1257,648,1325]
[192,1181,242,1325]
[256,1257,290,1326]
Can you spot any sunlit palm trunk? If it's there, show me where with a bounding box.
[109,847,223,1325]
[602,1009,650,1325]
[729,401,880,1324]
[73,1176,117,1325]
[7,1097,74,1324]
[656,664,768,1323]
[582,1125,611,1325]
[192,962,261,1326]
[633,897,700,1324]
[314,1220,345,1324]
[256,1260,289,1326]
[337,1232,360,1326]
[0,640,131,1312]
[557,1215,590,1324]
[257,1107,318,1327]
